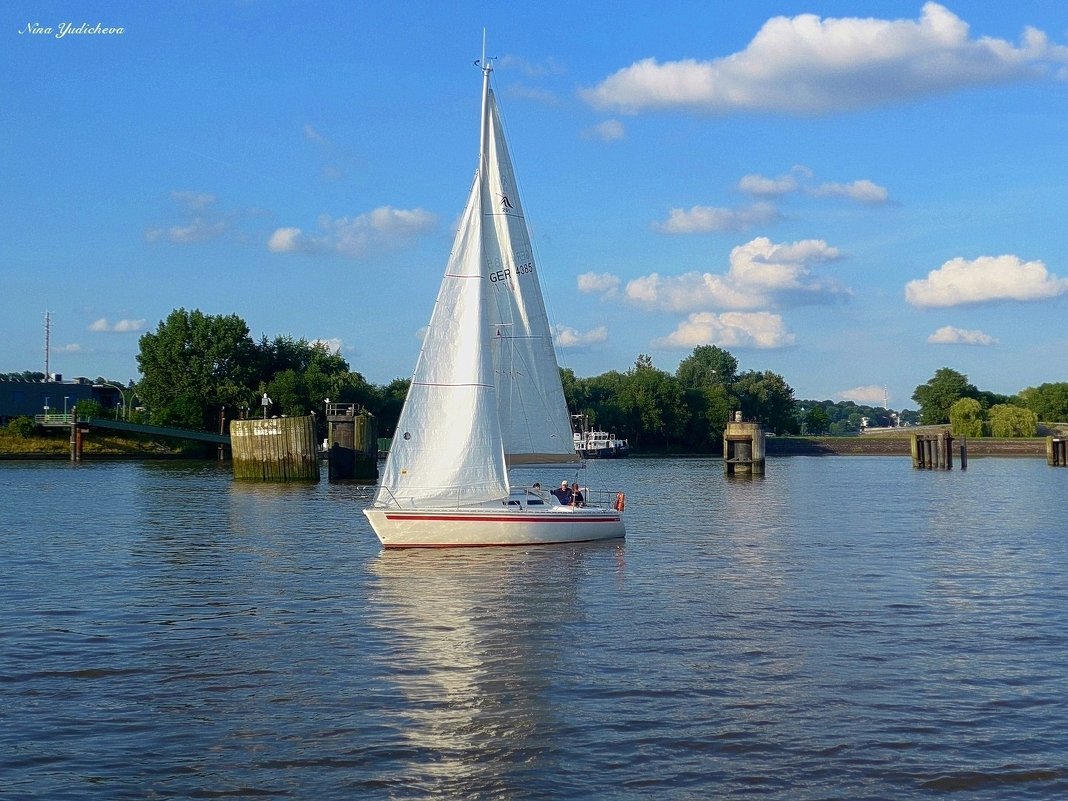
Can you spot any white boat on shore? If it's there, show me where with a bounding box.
[364,52,625,548]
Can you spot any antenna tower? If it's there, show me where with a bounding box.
[44,311,51,381]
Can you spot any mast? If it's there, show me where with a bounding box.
[478,32,492,177]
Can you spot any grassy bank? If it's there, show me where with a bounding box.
[0,429,200,458]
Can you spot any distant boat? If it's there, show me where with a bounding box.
[573,429,630,459]
[571,414,629,458]
[363,54,626,548]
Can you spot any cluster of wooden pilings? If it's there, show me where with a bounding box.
[911,431,968,470]
[1049,436,1067,466]
[723,412,765,475]
[230,415,320,481]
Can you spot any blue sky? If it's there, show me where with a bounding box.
[4,1,1067,409]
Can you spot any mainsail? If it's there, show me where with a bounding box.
[375,61,577,510]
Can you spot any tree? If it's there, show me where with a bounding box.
[6,416,38,437]
[949,397,984,437]
[912,368,979,425]
[136,308,259,429]
[675,347,738,450]
[804,405,830,435]
[733,370,796,435]
[676,345,738,390]
[1018,382,1068,422]
[988,404,1038,437]
[617,360,687,450]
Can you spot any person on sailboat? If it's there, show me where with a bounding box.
[571,483,585,507]
[551,480,572,505]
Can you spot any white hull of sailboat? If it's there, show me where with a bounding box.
[363,507,624,549]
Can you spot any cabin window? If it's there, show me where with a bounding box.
[506,500,521,506]
[527,499,544,506]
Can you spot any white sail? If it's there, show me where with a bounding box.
[375,159,508,509]
[482,86,580,466]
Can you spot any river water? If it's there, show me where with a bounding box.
[2,456,1066,799]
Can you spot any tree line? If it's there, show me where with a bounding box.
[912,367,1068,438]
[9,309,1064,448]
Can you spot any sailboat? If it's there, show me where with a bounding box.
[364,56,626,548]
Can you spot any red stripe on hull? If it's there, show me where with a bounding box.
[383,514,621,524]
[382,536,619,549]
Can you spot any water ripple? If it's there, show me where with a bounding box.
[1,458,1066,799]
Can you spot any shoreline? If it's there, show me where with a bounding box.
[765,435,1047,457]
[0,435,1054,460]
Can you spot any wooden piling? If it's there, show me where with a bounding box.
[723,413,765,475]
[326,403,378,481]
[911,431,958,470]
[1048,436,1067,467]
[230,415,320,481]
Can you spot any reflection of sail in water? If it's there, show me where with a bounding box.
[367,545,616,795]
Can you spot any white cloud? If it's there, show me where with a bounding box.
[653,202,780,233]
[738,166,812,197]
[88,318,146,333]
[739,166,889,205]
[651,311,795,349]
[311,337,344,353]
[581,3,1068,115]
[577,272,622,297]
[927,325,998,345]
[584,119,625,141]
[170,190,217,211]
[269,206,437,258]
[57,343,82,354]
[625,236,845,312]
[506,83,560,104]
[498,54,567,78]
[146,191,228,244]
[836,385,888,404]
[113,319,147,333]
[905,254,1068,307]
[268,227,304,253]
[808,179,889,205]
[145,218,227,244]
[554,324,609,348]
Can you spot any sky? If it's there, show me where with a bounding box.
[3,1,1067,409]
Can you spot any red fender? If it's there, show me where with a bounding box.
[614,491,626,512]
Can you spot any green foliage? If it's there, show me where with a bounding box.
[1017,382,1068,422]
[912,368,979,425]
[949,397,984,437]
[804,406,830,435]
[617,358,687,449]
[793,400,917,435]
[988,404,1038,437]
[676,345,737,389]
[137,308,260,429]
[733,370,796,435]
[6,416,38,437]
[74,399,106,419]
[134,310,382,433]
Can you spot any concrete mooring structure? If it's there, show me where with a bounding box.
[325,402,378,482]
[723,412,765,475]
[230,414,320,481]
